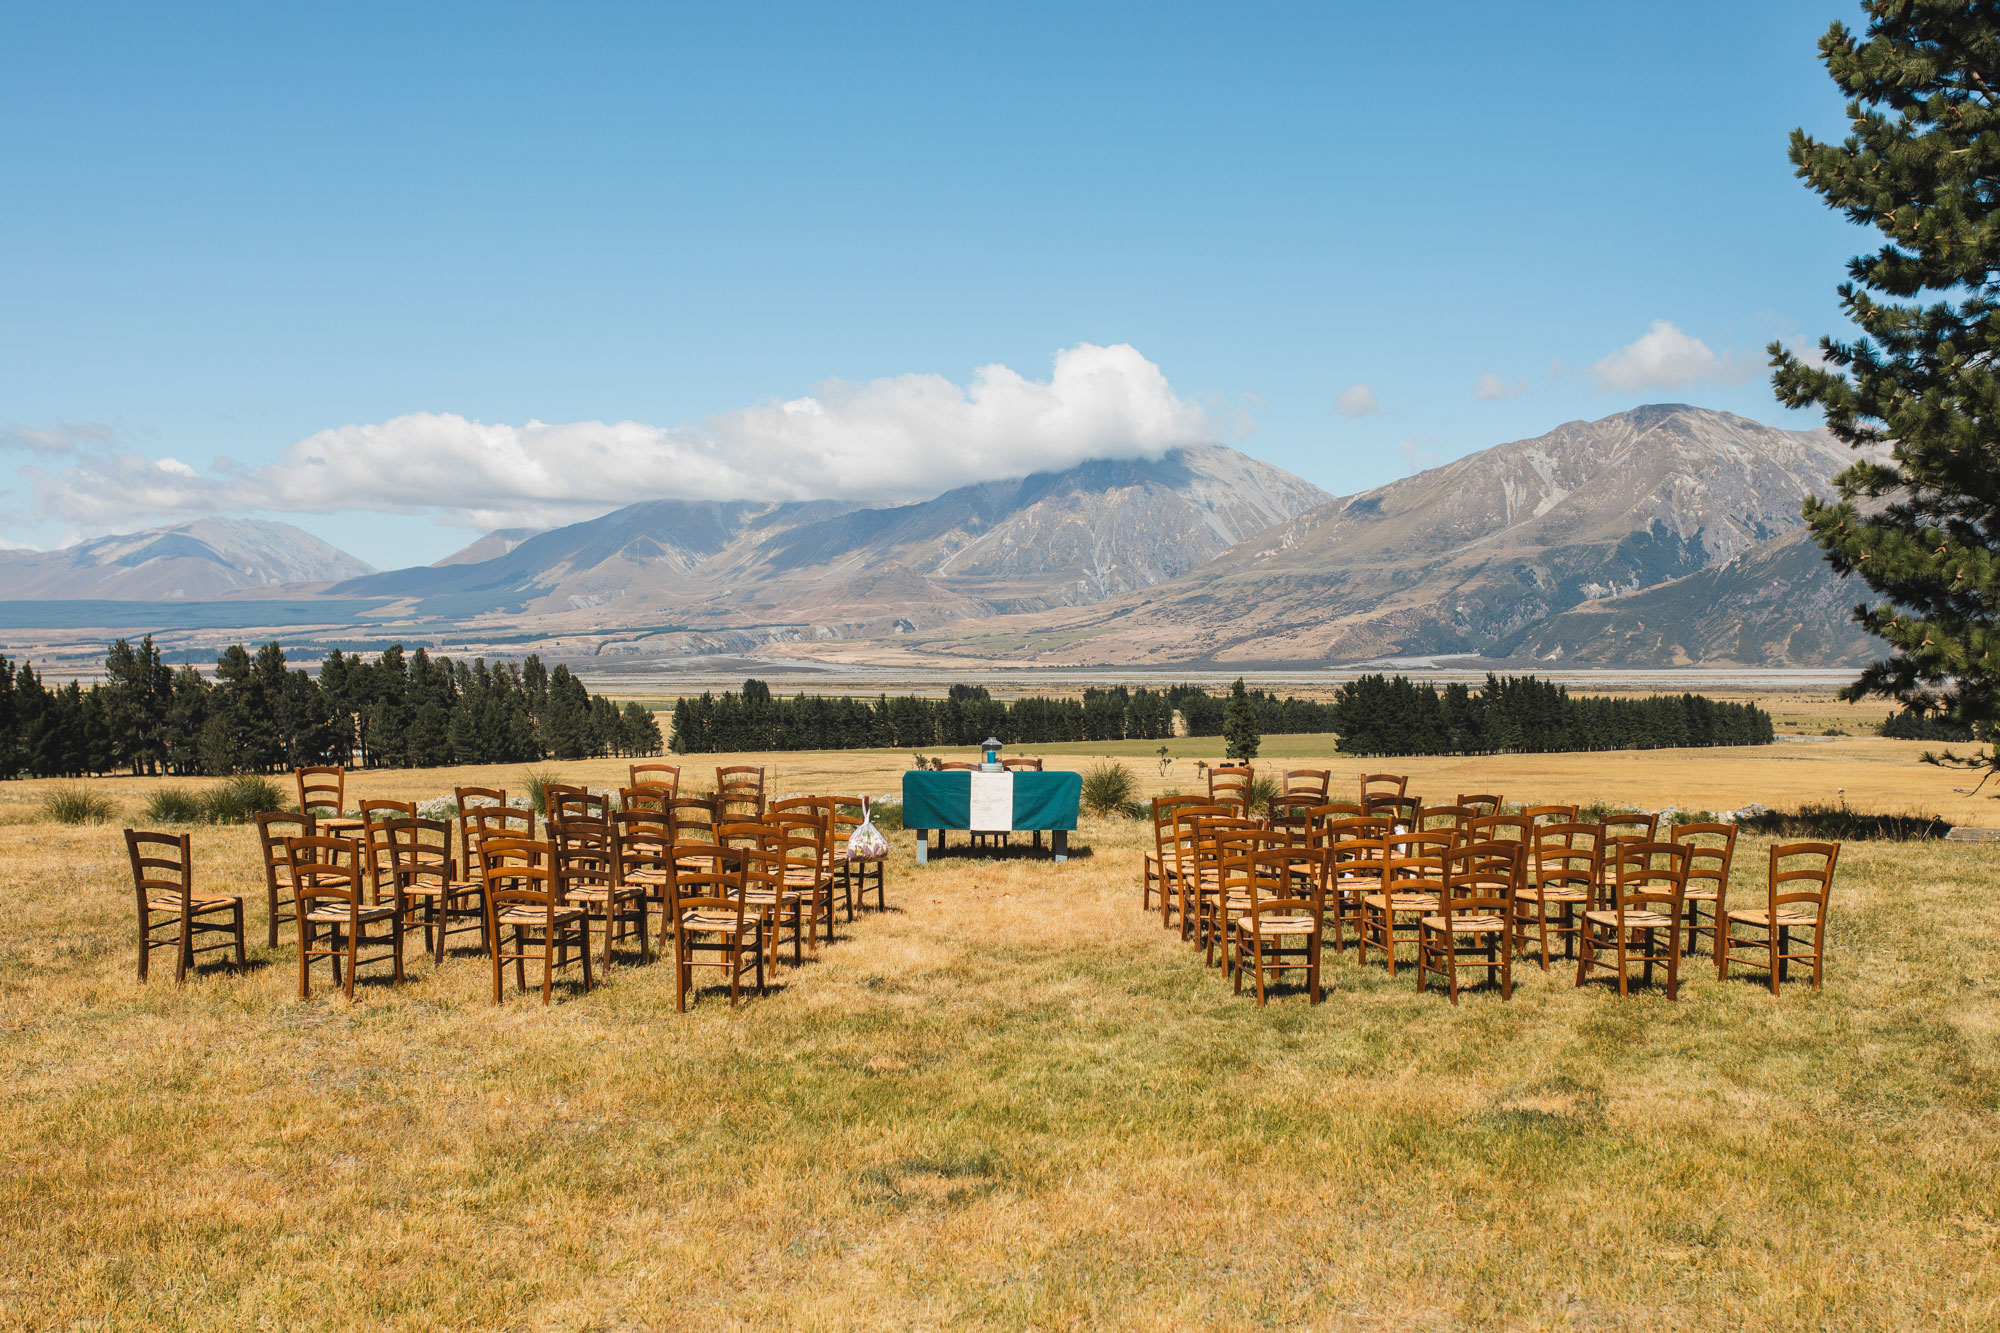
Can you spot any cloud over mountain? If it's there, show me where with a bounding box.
[28,343,1217,534]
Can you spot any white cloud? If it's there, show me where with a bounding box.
[0,422,113,455]
[27,342,1219,534]
[1588,321,1758,393]
[1474,372,1528,401]
[1335,384,1379,418]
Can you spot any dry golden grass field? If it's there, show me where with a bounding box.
[2,734,1997,1330]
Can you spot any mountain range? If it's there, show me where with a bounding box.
[0,406,1884,669]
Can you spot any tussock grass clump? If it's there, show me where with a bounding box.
[1740,801,1950,842]
[523,768,566,817]
[40,785,115,825]
[141,787,207,824]
[200,774,288,825]
[1247,773,1283,818]
[1081,760,1138,817]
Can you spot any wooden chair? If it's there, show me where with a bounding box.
[1523,803,1579,826]
[673,853,764,1009]
[1358,830,1454,975]
[482,837,591,1004]
[1146,795,1208,923]
[719,821,804,970]
[772,795,844,928]
[1282,768,1331,802]
[1457,794,1505,819]
[1577,840,1690,999]
[1187,817,1268,961]
[1670,822,1738,954]
[1167,803,1232,941]
[1267,794,1323,843]
[1362,793,1419,827]
[1467,813,1533,843]
[454,786,508,876]
[667,796,720,843]
[831,798,887,913]
[464,805,536,894]
[552,816,651,971]
[1719,841,1839,994]
[775,812,839,947]
[716,765,767,820]
[1417,803,1478,834]
[125,829,244,983]
[1598,812,1661,905]
[629,762,681,796]
[253,810,313,949]
[612,810,675,938]
[544,784,609,823]
[1514,822,1600,970]
[295,765,362,840]
[380,817,486,963]
[1208,764,1255,816]
[1359,773,1407,801]
[1322,828,1385,950]
[287,834,402,999]
[358,799,418,903]
[619,785,671,814]
[1230,847,1323,1005]
[1418,840,1521,1003]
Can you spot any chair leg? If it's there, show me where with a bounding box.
[1664,924,1680,1001]
[1769,927,1781,997]
[579,923,594,996]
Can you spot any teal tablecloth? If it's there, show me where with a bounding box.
[901,770,1082,831]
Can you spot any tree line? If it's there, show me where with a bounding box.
[1329,674,1774,756]
[668,680,1342,754]
[0,637,663,779]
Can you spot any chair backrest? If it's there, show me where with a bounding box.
[1533,823,1602,892]
[1467,813,1533,843]
[482,837,558,913]
[465,805,537,881]
[1385,828,1457,889]
[1602,812,1660,842]
[1456,794,1505,818]
[630,762,681,796]
[254,810,314,895]
[1441,840,1524,919]
[1208,765,1255,813]
[1611,840,1690,915]
[1247,846,1321,918]
[1315,801,1364,820]
[1359,773,1407,800]
[1671,822,1738,902]
[286,834,363,912]
[1363,793,1419,825]
[295,765,345,819]
[454,786,506,874]
[359,802,417,892]
[667,796,720,842]
[1167,803,1230,881]
[360,798,416,827]
[1418,803,1478,832]
[715,766,767,819]
[382,817,455,895]
[551,817,616,897]
[1321,815,1392,843]
[1522,803,1579,826]
[544,784,609,823]
[932,760,979,771]
[125,828,192,913]
[620,786,671,814]
[1769,840,1839,920]
[1001,756,1043,772]
[614,812,674,885]
[1282,768,1331,801]
[769,795,837,824]
[1267,794,1323,841]
[1326,835,1386,890]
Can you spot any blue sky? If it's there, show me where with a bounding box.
[1,1,1866,567]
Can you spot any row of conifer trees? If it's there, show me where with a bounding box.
[1329,674,1774,755]
[0,637,663,779]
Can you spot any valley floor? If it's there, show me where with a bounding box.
[2,743,1996,1330]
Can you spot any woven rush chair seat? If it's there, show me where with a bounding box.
[318,817,364,837]
[681,906,754,932]
[1521,885,1589,904]
[1725,907,1820,928]
[1583,908,1674,930]
[1365,891,1439,912]
[1422,912,1506,932]
[304,901,398,925]
[1240,913,1316,935]
[494,902,586,928]
[1682,886,1720,902]
[146,892,240,913]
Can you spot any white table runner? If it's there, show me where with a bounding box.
[967,770,1015,832]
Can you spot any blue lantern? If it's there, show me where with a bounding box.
[982,736,1003,770]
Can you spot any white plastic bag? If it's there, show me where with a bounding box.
[847,799,890,860]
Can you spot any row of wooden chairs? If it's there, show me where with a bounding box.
[1143,787,1841,1004]
[126,779,887,1007]
[289,762,772,829]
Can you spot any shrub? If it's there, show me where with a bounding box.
[867,798,904,832]
[1081,761,1138,817]
[42,785,116,825]
[143,788,207,824]
[523,768,566,817]
[201,774,288,825]
[1737,801,1949,842]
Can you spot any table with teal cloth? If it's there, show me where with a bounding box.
[902,769,1081,863]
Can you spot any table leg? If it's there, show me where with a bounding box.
[916,832,928,866]
[1053,830,1068,864]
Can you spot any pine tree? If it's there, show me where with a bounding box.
[1773,4,2000,747]
[1222,677,1261,763]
